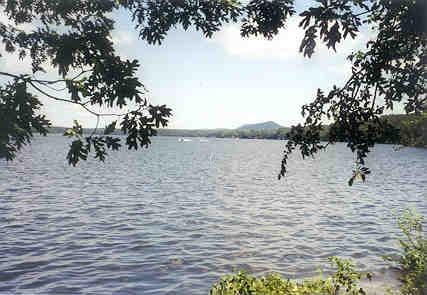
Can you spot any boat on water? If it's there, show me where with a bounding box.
[178,138,192,142]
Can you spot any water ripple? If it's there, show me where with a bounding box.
[0,135,426,294]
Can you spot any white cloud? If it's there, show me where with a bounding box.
[209,17,302,61]
[210,16,375,62]
[111,30,136,46]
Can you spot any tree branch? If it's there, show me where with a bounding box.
[28,80,137,118]
[32,70,92,85]
[0,71,21,79]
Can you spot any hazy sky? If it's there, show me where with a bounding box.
[0,8,374,129]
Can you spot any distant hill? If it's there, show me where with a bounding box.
[237,121,283,130]
[45,113,426,145]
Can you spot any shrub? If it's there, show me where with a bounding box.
[385,209,427,295]
[210,210,426,295]
[210,257,371,295]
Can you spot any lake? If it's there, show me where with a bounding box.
[0,135,426,294]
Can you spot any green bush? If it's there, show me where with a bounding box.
[385,209,427,295]
[210,257,371,295]
[210,210,426,295]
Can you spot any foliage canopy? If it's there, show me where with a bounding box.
[0,0,426,182]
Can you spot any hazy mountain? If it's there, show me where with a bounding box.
[45,113,427,146]
[237,121,283,130]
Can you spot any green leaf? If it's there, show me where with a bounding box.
[63,128,76,137]
[348,176,354,186]
[104,121,117,135]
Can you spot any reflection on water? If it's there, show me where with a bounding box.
[0,135,426,294]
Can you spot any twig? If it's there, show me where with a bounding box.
[0,71,21,79]
[28,80,136,117]
[90,115,100,137]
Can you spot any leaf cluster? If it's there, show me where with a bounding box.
[385,209,427,295]
[280,0,426,185]
[210,257,371,295]
[0,79,49,160]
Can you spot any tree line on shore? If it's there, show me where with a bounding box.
[47,111,426,148]
[159,112,427,148]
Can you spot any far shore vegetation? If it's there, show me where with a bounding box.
[48,111,427,148]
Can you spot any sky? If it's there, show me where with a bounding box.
[0,7,375,130]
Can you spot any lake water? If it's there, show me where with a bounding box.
[0,135,426,294]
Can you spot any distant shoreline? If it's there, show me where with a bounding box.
[45,111,427,147]
[46,126,291,140]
